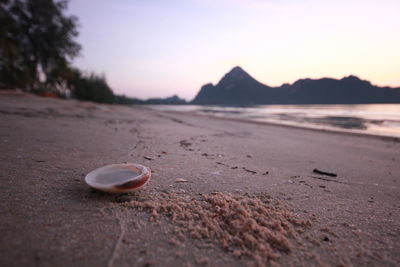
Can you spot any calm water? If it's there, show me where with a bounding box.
[150,104,400,138]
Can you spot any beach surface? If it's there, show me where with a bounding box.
[0,92,399,266]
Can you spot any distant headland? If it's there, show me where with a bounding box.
[119,66,400,105]
[190,66,400,105]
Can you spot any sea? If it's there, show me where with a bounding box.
[149,104,400,138]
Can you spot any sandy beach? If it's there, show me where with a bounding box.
[0,92,399,266]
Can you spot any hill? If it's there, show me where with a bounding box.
[191,67,400,105]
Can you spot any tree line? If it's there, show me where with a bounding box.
[0,0,115,103]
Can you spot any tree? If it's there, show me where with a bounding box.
[71,70,115,104]
[0,0,80,91]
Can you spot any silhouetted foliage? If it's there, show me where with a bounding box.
[71,71,115,104]
[115,95,142,105]
[0,0,80,91]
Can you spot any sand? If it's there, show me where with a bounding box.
[0,91,399,266]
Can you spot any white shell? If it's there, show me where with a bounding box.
[85,163,151,193]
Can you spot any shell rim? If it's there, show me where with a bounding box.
[84,163,151,192]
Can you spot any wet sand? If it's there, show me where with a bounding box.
[0,92,399,266]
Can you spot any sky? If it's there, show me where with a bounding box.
[69,0,400,100]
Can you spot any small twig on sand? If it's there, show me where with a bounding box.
[107,209,126,267]
[313,168,337,177]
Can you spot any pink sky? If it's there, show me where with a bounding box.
[70,0,400,100]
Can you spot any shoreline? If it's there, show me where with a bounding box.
[1,93,399,266]
[2,90,399,141]
[152,107,400,142]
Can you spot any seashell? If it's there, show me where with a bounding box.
[85,163,151,193]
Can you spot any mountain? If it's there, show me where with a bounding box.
[144,95,187,105]
[192,67,275,105]
[115,94,187,105]
[191,67,400,105]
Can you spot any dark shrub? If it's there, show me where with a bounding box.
[71,72,115,104]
